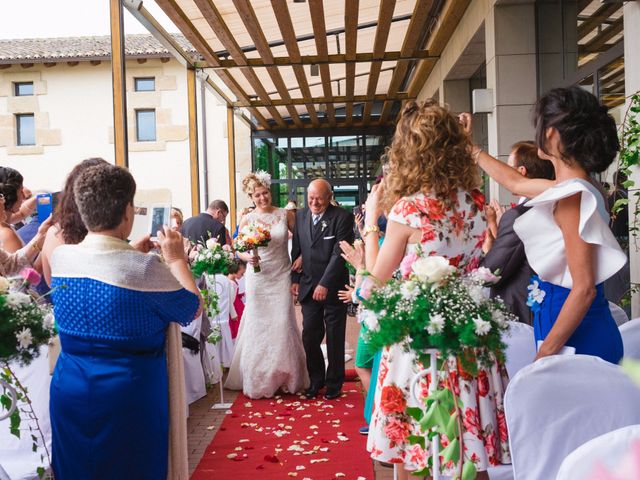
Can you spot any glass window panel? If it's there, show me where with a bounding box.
[136,109,156,142]
[16,114,35,145]
[14,82,34,96]
[290,137,325,179]
[135,77,155,92]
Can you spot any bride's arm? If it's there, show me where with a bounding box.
[286,209,296,234]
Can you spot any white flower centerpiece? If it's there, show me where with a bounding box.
[362,249,514,479]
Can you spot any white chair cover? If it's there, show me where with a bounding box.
[620,318,640,360]
[501,321,536,379]
[556,424,640,480]
[609,301,629,326]
[0,346,52,480]
[181,313,207,406]
[504,355,640,480]
[205,274,235,368]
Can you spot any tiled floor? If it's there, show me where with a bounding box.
[186,306,395,479]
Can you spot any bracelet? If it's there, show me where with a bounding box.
[31,241,42,253]
[471,147,483,163]
[362,224,380,237]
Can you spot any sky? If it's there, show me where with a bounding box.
[0,0,178,39]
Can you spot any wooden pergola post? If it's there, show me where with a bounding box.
[227,106,237,232]
[187,68,200,215]
[109,0,128,167]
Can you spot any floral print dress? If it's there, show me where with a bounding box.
[366,190,511,473]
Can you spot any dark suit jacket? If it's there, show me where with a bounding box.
[480,204,533,325]
[291,205,354,304]
[181,213,226,246]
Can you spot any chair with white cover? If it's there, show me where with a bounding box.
[609,301,629,326]
[181,313,207,406]
[620,318,640,360]
[556,424,640,480]
[0,346,52,480]
[504,355,640,480]
[501,321,536,379]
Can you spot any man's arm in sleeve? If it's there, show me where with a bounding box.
[480,207,526,286]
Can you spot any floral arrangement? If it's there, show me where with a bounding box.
[200,287,222,345]
[234,222,272,273]
[363,253,513,367]
[0,268,55,478]
[191,238,236,278]
[361,251,514,479]
[0,269,55,365]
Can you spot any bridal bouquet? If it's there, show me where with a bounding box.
[361,252,514,479]
[191,238,235,277]
[1,268,55,478]
[233,222,271,273]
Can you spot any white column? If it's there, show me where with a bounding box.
[484,2,537,204]
[624,1,640,317]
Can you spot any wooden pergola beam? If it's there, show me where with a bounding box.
[344,0,359,127]
[193,0,287,128]
[380,0,434,123]
[271,0,320,127]
[233,0,303,128]
[309,0,336,127]
[236,93,412,108]
[155,0,268,129]
[363,0,396,124]
[213,50,434,68]
[110,0,128,167]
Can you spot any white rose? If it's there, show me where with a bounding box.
[16,327,33,350]
[43,312,55,331]
[6,292,31,308]
[426,313,445,334]
[0,276,10,293]
[411,256,453,284]
[474,316,492,335]
[472,267,501,284]
[206,238,219,250]
[491,309,508,327]
[360,310,380,332]
[213,253,222,260]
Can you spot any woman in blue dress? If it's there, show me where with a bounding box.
[460,86,625,364]
[49,163,202,479]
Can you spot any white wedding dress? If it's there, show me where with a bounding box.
[225,208,309,398]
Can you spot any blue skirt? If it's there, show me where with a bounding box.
[533,280,623,364]
[50,334,169,479]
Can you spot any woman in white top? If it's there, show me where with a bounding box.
[461,85,625,363]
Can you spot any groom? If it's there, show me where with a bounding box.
[291,179,354,400]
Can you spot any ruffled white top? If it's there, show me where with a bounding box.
[513,178,626,289]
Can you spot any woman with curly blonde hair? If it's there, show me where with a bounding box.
[362,101,509,479]
[225,171,309,398]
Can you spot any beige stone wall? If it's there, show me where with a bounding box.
[0,59,239,219]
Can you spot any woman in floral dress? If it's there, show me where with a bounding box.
[362,101,510,479]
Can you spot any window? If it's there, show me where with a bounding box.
[136,109,156,142]
[134,77,155,92]
[14,82,34,96]
[16,114,35,146]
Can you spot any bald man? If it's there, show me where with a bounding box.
[291,179,355,400]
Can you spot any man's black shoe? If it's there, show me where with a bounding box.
[323,389,342,400]
[303,387,320,399]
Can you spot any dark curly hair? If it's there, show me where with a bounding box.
[53,158,108,244]
[0,167,24,212]
[74,163,136,232]
[535,86,619,173]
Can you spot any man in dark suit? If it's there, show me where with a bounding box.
[291,179,355,400]
[181,199,229,246]
[481,141,555,325]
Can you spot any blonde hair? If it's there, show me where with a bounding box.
[242,171,271,196]
[383,100,481,210]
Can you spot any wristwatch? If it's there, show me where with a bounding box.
[363,224,380,237]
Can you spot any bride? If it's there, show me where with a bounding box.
[225,171,309,398]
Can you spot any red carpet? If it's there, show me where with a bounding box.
[191,381,375,480]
